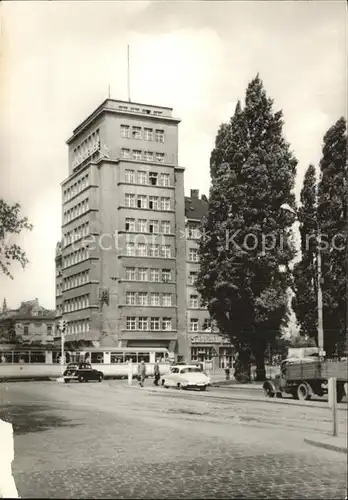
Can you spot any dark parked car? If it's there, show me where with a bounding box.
[63,362,104,383]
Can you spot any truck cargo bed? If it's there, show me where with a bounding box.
[286,360,347,382]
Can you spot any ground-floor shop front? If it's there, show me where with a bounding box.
[188,333,235,370]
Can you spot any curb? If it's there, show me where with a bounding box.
[211,382,262,389]
[304,438,348,455]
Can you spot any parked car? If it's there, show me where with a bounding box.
[63,362,104,383]
[161,364,211,391]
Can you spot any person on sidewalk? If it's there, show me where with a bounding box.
[225,363,230,380]
[127,358,133,387]
[153,361,160,386]
[138,359,146,387]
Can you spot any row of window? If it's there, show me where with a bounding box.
[64,295,90,313]
[64,271,89,291]
[64,222,89,247]
[63,198,89,224]
[126,292,172,307]
[72,130,100,169]
[125,218,171,234]
[126,317,173,331]
[118,104,163,116]
[125,243,172,258]
[125,169,170,186]
[63,174,89,203]
[188,248,199,262]
[187,226,201,239]
[63,248,89,268]
[22,324,53,335]
[121,149,165,163]
[66,320,90,334]
[120,125,165,142]
[125,267,172,282]
[125,194,171,211]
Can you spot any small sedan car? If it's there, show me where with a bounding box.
[63,362,104,383]
[161,365,211,391]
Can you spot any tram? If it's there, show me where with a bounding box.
[0,345,173,380]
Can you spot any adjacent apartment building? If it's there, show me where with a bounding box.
[184,191,234,368]
[55,98,233,365]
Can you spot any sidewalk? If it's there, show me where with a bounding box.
[304,434,347,454]
[208,371,263,389]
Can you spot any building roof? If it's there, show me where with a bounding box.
[185,189,209,221]
[0,299,55,321]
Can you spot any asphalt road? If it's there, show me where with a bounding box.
[0,381,347,499]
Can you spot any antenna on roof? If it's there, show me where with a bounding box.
[127,45,131,102]
[108,85,111,98]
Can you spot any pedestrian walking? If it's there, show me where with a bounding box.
[138,359,146,387]
[127,358,133,387]
[225,362,230,380]
[153,360,160,386]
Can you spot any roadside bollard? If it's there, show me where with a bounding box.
[0,419,19,498]
[328,377,338,437]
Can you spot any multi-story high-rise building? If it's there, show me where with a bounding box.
[55,99,186,355]
[184,189,234,368]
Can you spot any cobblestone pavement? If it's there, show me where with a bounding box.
[0,381,347,499]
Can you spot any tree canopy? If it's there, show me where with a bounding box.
[0,199,33,279]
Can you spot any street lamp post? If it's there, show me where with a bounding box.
[58,319,66,374]
[280,204,324,356]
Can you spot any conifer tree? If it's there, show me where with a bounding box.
[196,75,297,380]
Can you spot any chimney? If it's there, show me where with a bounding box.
[190,189,199,199]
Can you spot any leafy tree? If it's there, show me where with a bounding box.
[317,117,347,356]
[0,199,33,279]
[292,165,318,339]
[0,318,17,343]
[196,75,297,381]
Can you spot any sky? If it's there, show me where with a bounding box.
[0,0,346,311]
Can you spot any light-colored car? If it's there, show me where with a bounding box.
[161,365,211,391]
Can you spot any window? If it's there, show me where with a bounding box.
[120,125,130,138]
[121,148,130,159]
[144,151,154,162]
[150,269,160,282]
[138,171,147,185]
[190,318,199,332]
[162,245,171,258]
[161,221,171,234]
[126,267,136,281]
[153,110,162,116]
[138,219,147,233]
[160,173,170,186]
[149,244,160,257]
[161,197,171,211]
[138,268,148,281]
[137,195,147,209]
[189,248,199,262]
[149,172,158,186]
[137,243,147,257]
[190,294,199,308]
[151,293,160,306]
[155,129,165,143]
[162,269,171,282]
[133,150,142,160]
[188,271,197,285]
[144,128,153,141]
[132,127,142,139]
[149,196,159,210]
[162,293,172,306]
[138,292,148,306]
[149,220,159,234]
[23,325,29,335]
[125,169,135,183]
[125,194,136,208]
[151,317,161,330]
[126,242,136,256]
[125,218,135,232]
[156,153,165,163]
[188,225,200,239]
[162,318,172,330]
[139,317,148,331]
[126,292,136,305]
[126,317,137,330]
